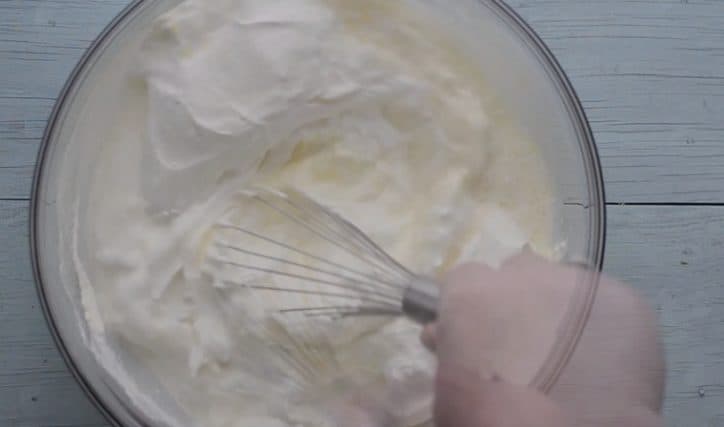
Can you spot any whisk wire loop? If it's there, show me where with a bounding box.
[207,187,439,323]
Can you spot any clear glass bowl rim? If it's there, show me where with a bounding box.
[29,0,607,425]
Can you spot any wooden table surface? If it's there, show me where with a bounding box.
[2,1,723,426]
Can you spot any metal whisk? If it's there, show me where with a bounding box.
[206,187,439,324]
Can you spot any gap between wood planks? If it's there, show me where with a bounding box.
[606,202,724,207]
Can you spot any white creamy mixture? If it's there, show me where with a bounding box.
[76,0,555,426]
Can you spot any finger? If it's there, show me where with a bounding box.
[435,263,496,376]
[618,406,663,427]
[420,323,437,351]
[442,262,496,292]
[435,259,583,387]
[434,374,570,427]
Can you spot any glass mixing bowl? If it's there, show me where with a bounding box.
[30,0,605,425]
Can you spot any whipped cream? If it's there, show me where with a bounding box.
[74,0,556,426]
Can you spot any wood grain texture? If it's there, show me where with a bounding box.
[3,202,724,427]
[0,0,128,200]
[508,0,724,203]
[0,200,107,427]
[3,0,724,201]
[605,205,724,427]
[2,1,724,427]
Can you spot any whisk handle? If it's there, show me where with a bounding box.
[402,277,439,324]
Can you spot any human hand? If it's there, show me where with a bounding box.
[424,252,665,427]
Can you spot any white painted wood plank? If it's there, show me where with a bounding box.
[3,1,724,201]
[2,199,724,426]
[2,0,724,426]
[509,0,724,203]
[605,205,724,427]
[0,0,129,200]
[0,200,108,427]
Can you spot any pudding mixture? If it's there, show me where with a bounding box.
[74,0,556,425]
